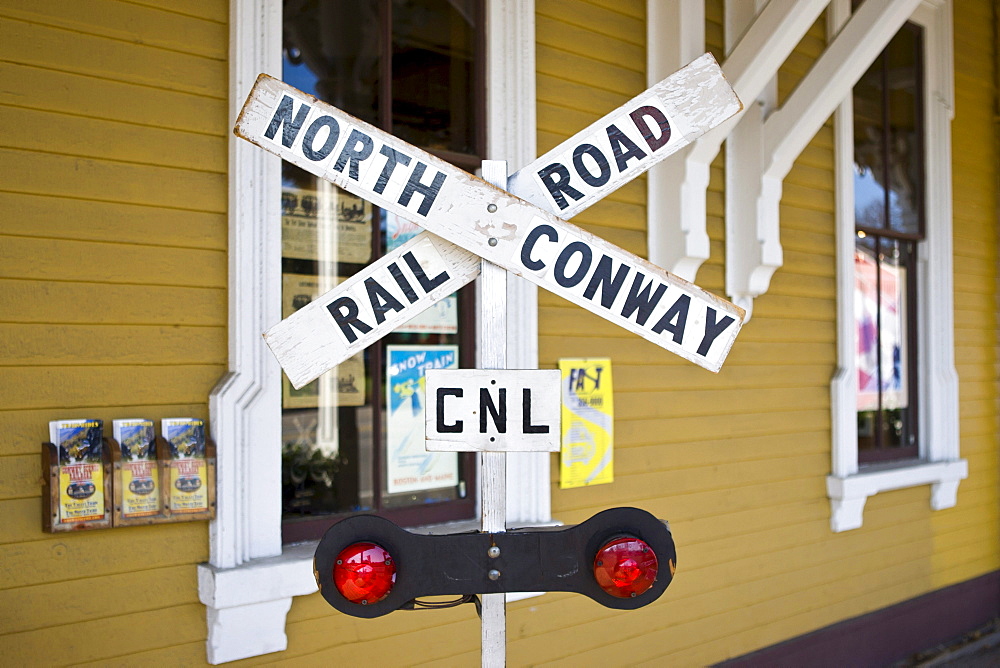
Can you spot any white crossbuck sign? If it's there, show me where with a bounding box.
[238,53,745,388]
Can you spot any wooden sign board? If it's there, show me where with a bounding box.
[265,233,480,389]
[424,369,561,452]
[239,53,745,383]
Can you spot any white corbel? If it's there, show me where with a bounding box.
[726,0,924,314]
[647,0,826,281]
[646,0,706,281]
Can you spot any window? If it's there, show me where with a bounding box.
[852,23,922,464]
[278,0,484,542]
[201,2,540,662]
[828,0,966,533]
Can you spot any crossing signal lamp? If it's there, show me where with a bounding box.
[315,507,675,618]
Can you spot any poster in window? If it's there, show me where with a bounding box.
[281,185,372,264]
[385,345,459,494]
[558,359,614,489]
[282,273,365,408]
[386,212,459,334]
[855,250,908,411]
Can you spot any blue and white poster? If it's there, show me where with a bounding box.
[386,345,459,494]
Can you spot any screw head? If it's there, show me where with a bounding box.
[488,237,498,247]
[487,203,498,213]
[488,569,501,581]
[488,546,501,558]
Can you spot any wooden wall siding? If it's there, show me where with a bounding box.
[0,1,994,666]
[528,2,999,668]
[0,0,227,664]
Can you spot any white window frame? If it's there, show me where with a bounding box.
[827,0,966,533]
[197,1,542,663]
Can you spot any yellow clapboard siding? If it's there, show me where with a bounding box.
[0,405,209,458]
[0,17,226,99]
[571,199,648,231]
[778,228,835,257]
[556,478,820,522]
[0,62,226,136]
[780,203,835,232]
[781,180,837,212]
[128,0,227,24]
[614,433,830,479]
[0,323,225,367]
[1,603,206,665]
[0,236,227,288]
[536,73,630,114]
[0,279,226,326]
[613,386,830,422]
[1,149,227,212]
[0,563,198,635]
[613,410,831,449]
[536,15,645,66]
[72,642,207,668]
[536,45,645,96]
[0,521,206,589]
[0,365,224,410]
[539,305,834,341]
[0,0,227,60]
[537,0,645,45]
[585,0,644,20]
[0,104,226,173]
[785,160,835,191]
[0,192,226,250]
[0,455,41,501]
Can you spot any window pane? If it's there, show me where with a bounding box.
[855,236,917,459]
[279,0,478,527]
[391,0,478,154]
[885,26,922,236]
[284,0,382,124]
[853,53,887,230]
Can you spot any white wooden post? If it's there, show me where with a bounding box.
[478,159,508,667]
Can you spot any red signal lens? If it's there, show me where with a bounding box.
[333,542,397,605]
[593,536,658,598]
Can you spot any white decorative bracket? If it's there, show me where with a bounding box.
[827,460,967,532]
[647,0,826,281]
[724,0,925,314]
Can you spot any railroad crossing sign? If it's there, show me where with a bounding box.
[243,53,746,389]
[237,53,743,668]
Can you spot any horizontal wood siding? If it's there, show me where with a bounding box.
[1,1,996,666]
[0,0,226,663]
[525,2,1000,667]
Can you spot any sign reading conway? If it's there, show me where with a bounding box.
[237,53,745,388]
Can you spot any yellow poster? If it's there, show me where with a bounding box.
[169,458,209,513]
[58,463,105,522]
[559,358,614,489]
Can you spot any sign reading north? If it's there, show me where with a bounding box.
[241,53,745,386]
[425,370,561,452]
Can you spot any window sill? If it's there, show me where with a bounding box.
[826,459,968,533]
[197,519,559,664]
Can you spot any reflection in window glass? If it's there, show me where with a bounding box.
[852,23,923,464]
[279,0,482,535]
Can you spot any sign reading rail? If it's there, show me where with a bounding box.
[244,54,744,388]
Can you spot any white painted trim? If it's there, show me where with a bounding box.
[828,0,964,533]
[647,0,825,281]
[646,0,706,281]
[200,1,541,662]
[827,460,968,532]
[723,0,779,318]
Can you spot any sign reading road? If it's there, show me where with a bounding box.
[425,369,561,452]
[244,53,745,389]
